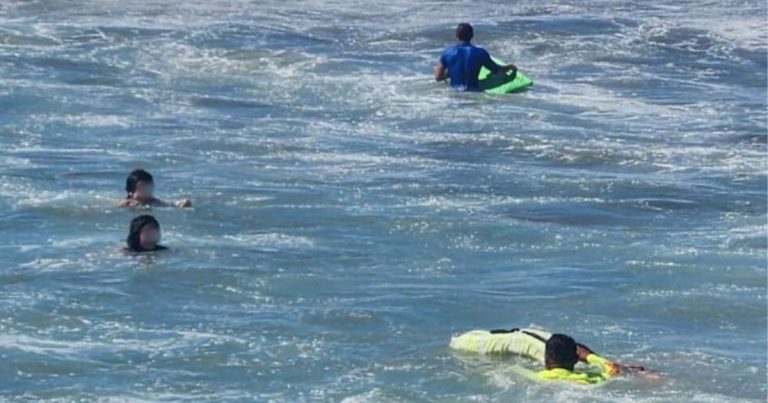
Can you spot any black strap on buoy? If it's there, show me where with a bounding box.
[489,328,550,343]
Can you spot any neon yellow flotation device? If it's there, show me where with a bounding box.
[450,328,619,385]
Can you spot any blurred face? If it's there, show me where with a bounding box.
[133,180,155,199]
[139,224,161,250]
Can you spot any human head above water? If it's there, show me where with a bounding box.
[125,169,154,199]
[456,23,474,43]
[126,214,163,252]
[545,334,579,370]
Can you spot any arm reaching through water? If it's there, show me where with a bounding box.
[577,343,659,379]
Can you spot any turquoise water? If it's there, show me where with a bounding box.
[0,0,766,401]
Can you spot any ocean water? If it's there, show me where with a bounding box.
[0,0,765,401]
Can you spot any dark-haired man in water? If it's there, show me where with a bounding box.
[435,23,517,91]
[450,328,657,384]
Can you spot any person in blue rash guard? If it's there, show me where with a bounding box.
[435,23,517,91]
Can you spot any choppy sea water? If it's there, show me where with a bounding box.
[0,0,766,401]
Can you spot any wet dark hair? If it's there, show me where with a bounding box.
[126,214,164,252]
[456,23,474,42]
[545,334,579,369]
[125,169,154,197]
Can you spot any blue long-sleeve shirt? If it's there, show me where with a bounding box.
[439,42,500,91]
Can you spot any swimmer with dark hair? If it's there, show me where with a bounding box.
[450,328,657,384]
[125,215,167,253]
[435,23,517,91]
[118,169,192,208]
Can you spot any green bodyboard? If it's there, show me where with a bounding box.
[478,57,533,94]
